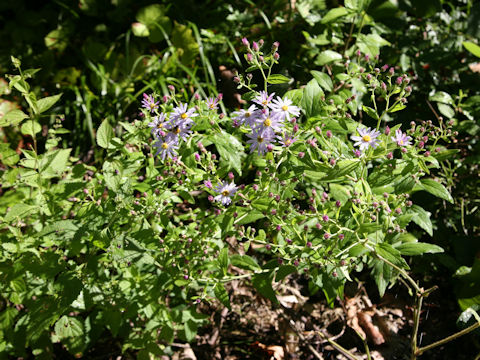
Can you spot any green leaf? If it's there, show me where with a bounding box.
[136,4,167,25]
[463,41,480,58]
[397,242,444,256]
[37,94,62,114]
[4,203,36,222]
[301,79,324,118]
[311,70,333,92]
[276,265,296,282]
[131,22,150,37]
[0,109,28,127]
[40,149,72,177]
[316,50,342,66]
[211,131,245,175]
[171,22,199,65]
[96,120,114,149]
[218,248,229,276]
[430,91,453,105]
[267,74,290,84]
[437,103,455,119]
[388,103,406,113]
[235,210,264,225]
[409,205,433,236]
[230,254,261,271]
[54,316,84,339]
[376,242,409,269]
[418,179,453,203]
[323,159,361,180]
[214,284,231,309]
[45,28,69,51]
[321,7,350,23]
[0,143,20,166]
[20,121,41,136]
[184,319,198,342]
[362,105,379,120]
[252,272,278,303]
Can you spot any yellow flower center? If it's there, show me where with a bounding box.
[257,136,264,143]
[222,190,230,196]
[245,112,251,118]
[150,103,156,109]
[161,142,169,149]
[285,139,291,145]
[262,100,268,105]
[157,123,163,128]
[282,105,289,111]
[175,127,181,134]
[181,113,188,119]
[399,140,404,145]
[263,118,272,127]
[362,135,371,142]
[209,104,215,109]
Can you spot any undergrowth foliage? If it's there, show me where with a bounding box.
[0,36,457,357]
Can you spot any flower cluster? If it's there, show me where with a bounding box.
[232,91,300,155]
[142,95,198,161]
[350,127,412,153]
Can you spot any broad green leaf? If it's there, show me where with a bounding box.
[275,265,296,282]
[321,7,350,23]
[218,247,229,276]
[235,210,264,225]
[430,91,453,105]
[409,205,433,236]
[96,120,114,149]
[4,203,36,222]
[136,4,167,25]
[230,254,261,271]
[45,28,69,52]
[388,103,406,113]
[211,131,245,175]
[40,149,72,177]
[376,242,409,269]
[0,143,20,166]
[54,316,84,339]
[437,103,455,119]
[214,283,231,309]
[397,242,444,256]
[252,272,278,303]
[311,70,333,92]
[316,50,342,66]
[21,121,41,137]
[323,159,361,180]
[37,94,62,114]
[418,179,453,203]
[301,79,324,118]
[463,41,480,58]
[267,74,290,84]
[171,22,199,65]
[0,109,28,127]
[362,105,378,120]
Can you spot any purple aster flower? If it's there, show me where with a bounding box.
[277,133,297,147]
[170,103,198,128]
[148,113,168,137]
[252,91,275,108]
[165,123,192,142]
[153,137,179,161]
[232,105,260,127]
[350,127,381,151]
[214,181,237,206]
[391,129,412,146]
[254,109,284,135]
[246,129,274,155]
[142,93,159,113]
[270,96,301,121]
[206,97,220,110]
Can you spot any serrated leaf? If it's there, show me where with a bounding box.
[397,242,444,256]
[96,120,114,149]
[267,74,290,84]
[4,203,36,222]
[54,316,84,339]
[37,94,62,114]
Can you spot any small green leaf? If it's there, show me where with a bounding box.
[316,50,342,66]
[437,103,455,119]
[321,7,350,23]
[430,91,453,105]
[252,272,278,303]
[214,284,231,309]
[362,105,379,120]
[311,70,333,92]
[463,41,480,58]
[21,121,41,137]
[0,109,28,127]
[218,248,229,276]
[397,242,444,256]
[388,103,406,113]
[132,22,150,37]
[37,94,62,114]
[230,254,261,271]
[267,74,290,84]
[54,316,84,339]
[96,120,114,149]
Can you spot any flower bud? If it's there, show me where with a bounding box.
[242,37,249,47]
